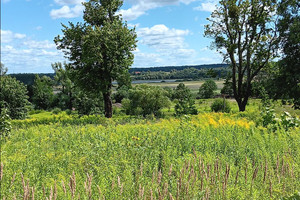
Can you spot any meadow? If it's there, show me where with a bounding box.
[132,80,225,95]
[1,100,300,199]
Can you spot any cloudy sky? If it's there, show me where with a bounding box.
[1,0,222,74]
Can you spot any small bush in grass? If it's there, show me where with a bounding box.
[211,98,231,113]
[52,107,62,114]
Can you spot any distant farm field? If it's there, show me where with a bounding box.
[132,79,225,94]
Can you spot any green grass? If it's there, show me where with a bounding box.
[1,112,299,199]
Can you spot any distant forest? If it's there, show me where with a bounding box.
[9,64,229,85]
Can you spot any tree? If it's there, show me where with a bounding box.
[221,73,234,97]
[173,83,197,115]
[198,80,218,99]
[275,0,300,108]
[205,0,277,111]
[55,0,137,118]
[0,76,29,119]
[52,62,74,109]
[122,85,170,117]
[32,75,55,110]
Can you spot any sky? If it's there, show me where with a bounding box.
[1,0,223,74]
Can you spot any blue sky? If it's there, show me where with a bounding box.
[1,0,222,74]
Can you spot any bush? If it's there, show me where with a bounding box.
[52,108,62,115]
[198,80,218,99]
[113,85,130,103]
[32,75,55,110]
[0,76,30,119]
[211,98,231,113]
[73,90,104,115]
[122,85,170,117]
[173,83,197,115]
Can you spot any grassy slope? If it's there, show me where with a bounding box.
[1,111,299,199]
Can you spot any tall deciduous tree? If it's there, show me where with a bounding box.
[205,0,278,111]
[55,0,137,118]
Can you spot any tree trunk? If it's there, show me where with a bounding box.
[103,92,113,118]
[238,101,247,112]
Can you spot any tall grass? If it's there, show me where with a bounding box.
[1,113,299,199]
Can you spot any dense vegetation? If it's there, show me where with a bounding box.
[1,0,299,199]
[1,105,299,199]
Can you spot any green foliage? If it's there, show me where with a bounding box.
[32,75,55,110]
[1,113,300,199]
[205,0,278,111]
[52,107,62,115]
[122,84,170,117]
[260,107,300,130]
[52,62,74,110]
[198,80,218,99]
[173,83,197,115]
[113,85,130,103]
[73,90,104,116]
[54,0,137,118]
[0,76,29,119]
[131,66,230,81]
[221,74,234,97]
[211,98,231,113]
[275,0,300,109]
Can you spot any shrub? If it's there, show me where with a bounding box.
[198,80,218,99]
[211,98,231,113]
[122,84,170,117]
[113,85,130,103]
[73,90,104,115]
[52,107,62,115]
[173,83,197,115]
[32,75,55,110]
[0,76,30,119]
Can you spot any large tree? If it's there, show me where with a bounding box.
[205,0,278,111]
[55,0,137,118]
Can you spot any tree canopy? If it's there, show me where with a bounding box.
[55,0,137,118]
[205,0,278,111]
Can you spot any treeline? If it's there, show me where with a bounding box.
[131,67,230,80]
[9,73,55,85]
[8,65,230,86]
[129,64,228,73]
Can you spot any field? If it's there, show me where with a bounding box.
[132,80,225,95]
[1,100,300,199]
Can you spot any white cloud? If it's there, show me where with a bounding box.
[1,30,64,73]
[132,24,202,67]
[119,0,197,21]
[23,40,56,49]
[54,0,83,5]
[137,24,190,50]
[193,0,218,12]
[1,30,26,43]
[50,4,84,19]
